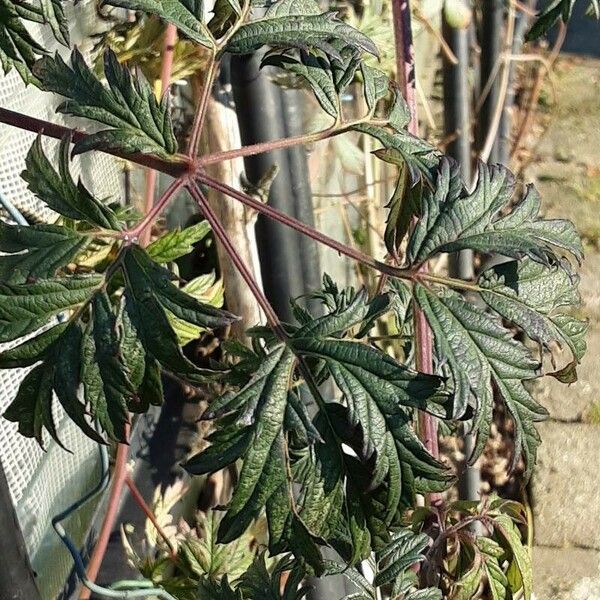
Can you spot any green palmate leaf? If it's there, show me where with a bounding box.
[414,284,547,476]
[479,259,587,379]
[493,514,533,600]
[82,292,134,441]
[121,247,232,381]
[262,52,340,118]
[146,221,211,263]
[40,0,68,45]
[527,0,598,40]
[202,345,296,543]
[406,159,583,268]
[0,0,46,84]
[22,135,122,230]
[0,275,102,343]
[226,10,378,60]
[0,221,89,284]
[373,529,430,587]
[104,0,213,47]
[4,321,105,446]
[34,48,179,158]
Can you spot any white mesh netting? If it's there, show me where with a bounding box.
[0,5,125,598]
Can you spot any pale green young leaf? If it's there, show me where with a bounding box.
[35,49,179,158]
[146,221,211,263]
[493,514,533,600]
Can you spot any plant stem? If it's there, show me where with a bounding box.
[392,0,441,503]
[198,118,383,167]
[187,53,218,158]
[128,177,187,241]
[196,172,411,279]
[141,23,179,247]
[188,182,284,336]
[79,427,130,600]
[0,107,190,178]
[124,475,177,559]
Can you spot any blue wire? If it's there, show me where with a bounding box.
[0,190,28,226]
[52,444,178,600]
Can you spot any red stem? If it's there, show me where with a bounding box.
[188,182,284,334]
[391,0,441,498]
[79,428,130,600]
[0,107,190,178]
[124,475,178,559]
[140,24,178,246]
[196,172,413,280]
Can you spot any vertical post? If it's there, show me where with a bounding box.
[0,460,42,600]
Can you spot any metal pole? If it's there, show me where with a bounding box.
[442,6,482,505]
[0,459,42,599]
[478,0,504,164]
[230,52,307,321]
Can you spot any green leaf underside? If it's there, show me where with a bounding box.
[104,0,213,47]
[0,220,89,284]
[479,259,587,377]
[407,159,583,268]
[414,284,547,477]
[22,135,122,230]
[34,48,178,158]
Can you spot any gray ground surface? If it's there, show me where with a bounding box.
[525,29,600,596]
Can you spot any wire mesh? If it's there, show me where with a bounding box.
[0,3,125,598]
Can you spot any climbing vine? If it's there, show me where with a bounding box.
[0,0,589,598]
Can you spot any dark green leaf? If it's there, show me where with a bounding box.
[0,275,102,343]
[0,220,89,283]
[414,284,547,477]
[40,0,68,45]
[0,0,46,84]
[22,135,122,230]
[0,322,68,368]
[374,529,430,587]
[82,292,133,441]
[198,576,243,600]
[406,159,583,268]
[34,48,179,158]
[122,245,237,330]
[226,12,378,60]
[103,0,213,47]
